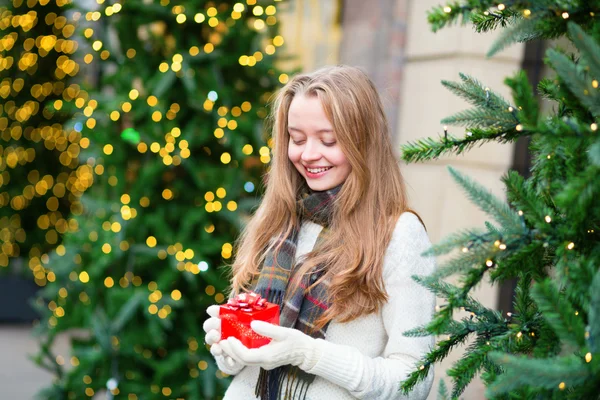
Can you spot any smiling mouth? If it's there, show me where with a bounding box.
[305,166,332,174]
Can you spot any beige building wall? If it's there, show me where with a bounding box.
[398,1,525,398]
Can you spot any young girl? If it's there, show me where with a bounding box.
[202,65,436,400]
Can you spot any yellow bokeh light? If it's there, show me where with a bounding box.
[147,96,158,106]
[104,277,114,287]
[129,89,139,100]
[216,188,226,198]
[79,271,90,283]
[220,153,231,164]
[146,236,157,247]
[214,128,224,138]
[103,144,114,155]
[242,144,253,155]
[92,40,103,51]
[162,189,173,200]
[273,35,284,46]
[195,13,206,23]
[171,289,182,300]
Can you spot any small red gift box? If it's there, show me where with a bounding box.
[219,292,280,348]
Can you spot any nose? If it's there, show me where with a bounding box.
[300,140,321,162]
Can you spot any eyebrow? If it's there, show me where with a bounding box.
[288,127,333,133]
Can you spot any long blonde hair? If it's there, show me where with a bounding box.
[232,65,416,327]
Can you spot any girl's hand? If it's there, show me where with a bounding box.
[219,321,322,371]
[203,305,244,375]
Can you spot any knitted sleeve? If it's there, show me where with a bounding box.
[305,212,436,399]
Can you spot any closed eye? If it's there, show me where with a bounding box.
[322,142,336,147]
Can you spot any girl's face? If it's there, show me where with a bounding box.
[287,94,352,192]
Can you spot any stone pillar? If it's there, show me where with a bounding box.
[276,0,342,72]
[338,0,409,134]
[396,1,525,398]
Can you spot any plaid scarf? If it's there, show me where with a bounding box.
[252,185,341,400]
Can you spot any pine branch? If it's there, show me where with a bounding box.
[589,267,600,353]
[422,228,490,257]
[429,243,496,280]
[487,16,542,57]
[441,107,518,129]
[427,2,471,32]
[503,170,552,228]
[486,353,591,395]
[504,70,539,126]
[567,23,600,83]
[471,9,520,33]
[547,48,600,118]
[531,279,587,349]
[448,166,523,229]
[437,380,450,400]
[589,140,600,166]
[447,339,491,398]
[441,73,512,110]
[401,328,472,394]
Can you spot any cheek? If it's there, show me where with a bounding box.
[288,146,301,163]
[326,148,349,167]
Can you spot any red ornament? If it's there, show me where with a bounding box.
[220,292,280,348]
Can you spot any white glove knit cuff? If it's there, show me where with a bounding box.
[305,339,365,392]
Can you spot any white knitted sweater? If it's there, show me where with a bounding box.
[221,212,436,400]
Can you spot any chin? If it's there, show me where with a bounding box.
[306,180,337,192]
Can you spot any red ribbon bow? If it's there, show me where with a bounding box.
[226,291,267,312]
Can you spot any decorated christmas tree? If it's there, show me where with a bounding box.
[30,0,288,398]
[400,1,600,399]
[0,0,83,284]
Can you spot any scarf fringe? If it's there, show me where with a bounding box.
[256,366,313,400]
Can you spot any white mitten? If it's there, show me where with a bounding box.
[203,305,244,375]
[219,320,322,371]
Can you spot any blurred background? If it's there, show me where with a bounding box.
[0,0,546,398]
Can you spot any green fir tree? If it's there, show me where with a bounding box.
[0,0,82,282]
[31,0,289,399]
[400,1,600,399]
